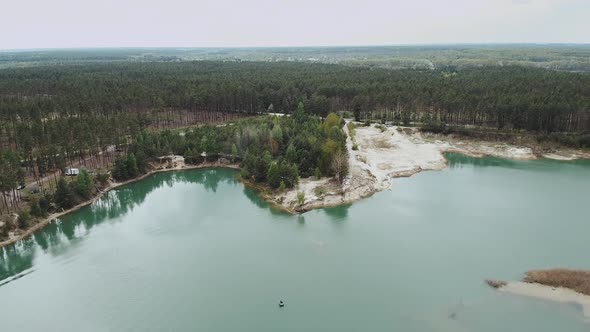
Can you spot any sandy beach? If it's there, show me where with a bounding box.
[498,281,590,317]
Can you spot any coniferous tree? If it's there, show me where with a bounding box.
[54,178,75,210]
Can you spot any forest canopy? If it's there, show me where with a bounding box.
[0,61,588,136]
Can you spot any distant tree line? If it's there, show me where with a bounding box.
[0,61,588,136]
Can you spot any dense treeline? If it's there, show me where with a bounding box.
[0,107,348,238]
[1,61,588,135]
[112,105,348,188]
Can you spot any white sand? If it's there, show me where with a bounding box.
[273,123,588,212]
[499,282,590,317]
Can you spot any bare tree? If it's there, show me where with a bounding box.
[331,150,349,184]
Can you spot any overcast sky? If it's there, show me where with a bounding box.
[1,0,588,50]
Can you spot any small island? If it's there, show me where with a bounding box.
[487,269,590,317]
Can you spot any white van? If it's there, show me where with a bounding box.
[65,168,80,176]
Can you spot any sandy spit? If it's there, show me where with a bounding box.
[498,281,590,317]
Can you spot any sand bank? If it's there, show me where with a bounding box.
[496,281,590,317]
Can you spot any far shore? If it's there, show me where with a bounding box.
[1,124,589,249]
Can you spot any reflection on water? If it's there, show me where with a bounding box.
[0,169,240,282]
[323,204,351,222]
[447,153,520,169]
[446,152,590,171]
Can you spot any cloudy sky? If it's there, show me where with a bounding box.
[1,0,588,49]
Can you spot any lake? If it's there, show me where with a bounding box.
[1,154,589,331]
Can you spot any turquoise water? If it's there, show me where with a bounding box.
[1,154,589,331]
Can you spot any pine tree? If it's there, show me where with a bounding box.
[231,144,238,162]
[267,162,281,189]
[55,178,75,210]
[126,153,139,178]
[76,170,93,198]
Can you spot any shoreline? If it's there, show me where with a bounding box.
[1,125,588,248]
[0,161,240,249]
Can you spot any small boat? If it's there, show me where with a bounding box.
[278,300,285,308]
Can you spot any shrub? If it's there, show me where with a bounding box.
[347,122,356,139]
[297,192,305,205]
[39,195,51,212]
[96,172,110,187]
[485,279,507,289]
[0,225,8,238]
[30,200,46,218]
[314,186,326,197]
[352,143,359,151]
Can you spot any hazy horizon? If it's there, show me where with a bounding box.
[1,0,589,50]
[3,43,590,53]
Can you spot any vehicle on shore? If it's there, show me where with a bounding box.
[65,168,80,176]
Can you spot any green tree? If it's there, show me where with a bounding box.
[279,162,299,188]
[267,162,281,189]
[323,113,341,131]
[54,178,75,210]
[39,195,51,213]
[285,143,297,164]
[231,144,238,161]
[112,157,128,181]
[126,153,139,178]
[293,101,307,124]
[76,169,93,198]
[135,150,147,173]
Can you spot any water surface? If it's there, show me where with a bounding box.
[1,155,589,331]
